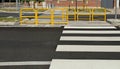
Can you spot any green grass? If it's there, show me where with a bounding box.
[0,8,48,12]
[0,17,18,22]
[68,8,111,12]
[0,8,17,12]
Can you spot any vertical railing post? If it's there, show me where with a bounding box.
[51,9,54,25]
[35,9,38,25]
[20,8,22,25]
[104,8,106,21]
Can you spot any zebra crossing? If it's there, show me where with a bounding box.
[50,26,120,69]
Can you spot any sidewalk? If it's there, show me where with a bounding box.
[64,21,116,29]
[107,9,120,14]
[0,21,115,29]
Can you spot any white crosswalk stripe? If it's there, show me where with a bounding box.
[63,30,120,34]
[50,26,120,69]
[60,36,120,41]
[56,45,120,52]
[64,26,116,29]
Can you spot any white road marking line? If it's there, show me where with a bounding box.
[64,26,116,29]
[63,30,120,34]
[60,36,120,41]
[56,45,120,52]
[0,61,51,66]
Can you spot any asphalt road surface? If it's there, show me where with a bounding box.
[0,27,63,69]
[49,26,120,69]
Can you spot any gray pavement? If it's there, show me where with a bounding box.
[0,21,116,29]
[0,27,63,69]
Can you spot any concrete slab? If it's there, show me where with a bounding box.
[107,19,120,27]
[68,21,113,26]
[64,21,116,29]
[50,60,120,69]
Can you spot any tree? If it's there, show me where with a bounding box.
[20,0,44,8]
[33,0,45,8]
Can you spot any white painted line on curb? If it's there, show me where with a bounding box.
[0,61,51,66]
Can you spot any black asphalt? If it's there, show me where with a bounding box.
[62,34,120,36]
[0,27,63,61]
[54,52,120,60]
[59,41,120,45]
[0,27,63,69]
[0,65,49,69]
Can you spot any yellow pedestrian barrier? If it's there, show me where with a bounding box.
[52,8,68,25]
[20,8,37,25]
[77,8,91,21]
[92,8,106,21]
[20,7,107,26]
[38,9,52,24]
[20,8,68,25]
[68,8,76,21]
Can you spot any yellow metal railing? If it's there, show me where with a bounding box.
[20,8,37,25]
[92,8,106,21]
[53,8,68,25]
[68,8,76,21]
[20,8,68,25]
[77,8,91,21]
[20,7,106,25]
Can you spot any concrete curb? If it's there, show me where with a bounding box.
[0,22,16,25]
[107,19,120,29]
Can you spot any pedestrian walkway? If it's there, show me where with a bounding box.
[50,26,120,69]
[107,9,120,14]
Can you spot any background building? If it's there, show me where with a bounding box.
[0,0,120,8]
[46,0,101,7]
[45,0,120,8]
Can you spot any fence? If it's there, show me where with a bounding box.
[92,8,106,21]
[20,7,106,25]
[67,7,106,21]
[20,8,68,25]
[77,8,91,21]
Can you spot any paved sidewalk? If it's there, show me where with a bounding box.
[64,21,116,29]
[107,9,120,14]
[0,21,115,29]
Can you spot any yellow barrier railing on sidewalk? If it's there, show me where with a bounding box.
[20,8,68,25]
[53,8,68,25]
[77,8,91,21]
[92,8,106,21]
[20,8,37,25]
[68,8,76,21]
[20,7,106,26]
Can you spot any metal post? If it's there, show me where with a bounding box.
[96,0,98,7]
[9,0,11,8]
[2,0,4,8]
[16,0,19,10]
[76,0,77,12]
[115,0,118,19]
[18,0,21,25]
[75,0,77,20]
[69,0,70,10]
